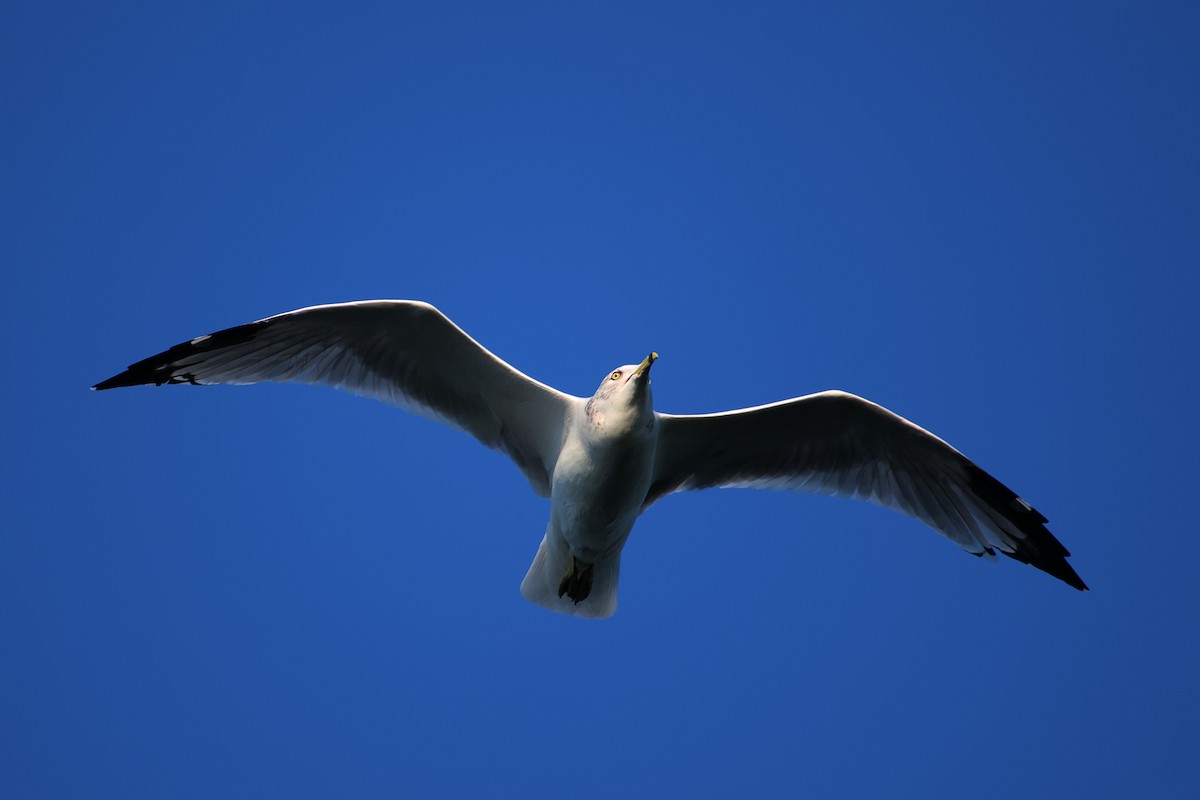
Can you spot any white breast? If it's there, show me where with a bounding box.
[548,413,656,562]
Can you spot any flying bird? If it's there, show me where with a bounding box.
[94,300,1087,617]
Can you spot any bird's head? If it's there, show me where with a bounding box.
[586,352,658,430]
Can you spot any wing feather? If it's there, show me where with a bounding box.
[648,390,1086,589]
[94,300,575,496]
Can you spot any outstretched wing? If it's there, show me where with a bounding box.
[647,390,1086,590]
[94,300,575,496]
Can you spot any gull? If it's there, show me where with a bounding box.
[94,300,1087,617]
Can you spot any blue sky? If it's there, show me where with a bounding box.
[4,2,1199,797]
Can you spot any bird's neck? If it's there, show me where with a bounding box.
[582,399,655,442]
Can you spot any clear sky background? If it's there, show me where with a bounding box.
[4,2,1198,798]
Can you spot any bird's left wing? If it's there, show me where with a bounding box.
[647,390,1086,590]
[94,300,574,496]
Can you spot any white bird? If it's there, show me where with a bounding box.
[94,300,1087,617]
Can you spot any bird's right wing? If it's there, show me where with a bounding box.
[93,300,575,496]
[647,390,1086,590]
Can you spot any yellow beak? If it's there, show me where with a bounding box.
[632,351,659,379]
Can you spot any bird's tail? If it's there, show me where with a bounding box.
[520,530,621,619]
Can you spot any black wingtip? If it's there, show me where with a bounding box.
[92,371,145,391]
[91,318,269,392]
[1001,547,1090,591]
[92,359,175,390]
[966,466,1089,592]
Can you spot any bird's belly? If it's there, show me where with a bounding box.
[550,441,652,562]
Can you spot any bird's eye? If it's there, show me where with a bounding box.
[611,371,622,381]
